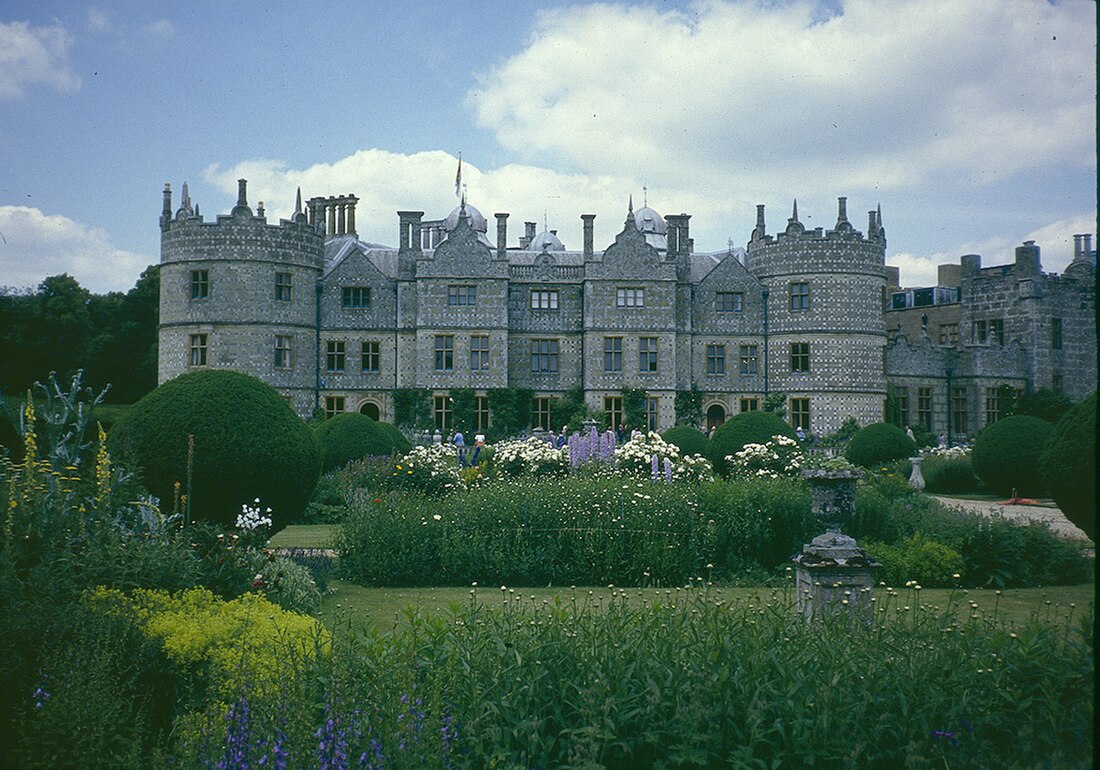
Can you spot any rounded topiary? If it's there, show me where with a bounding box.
[707,411,797,476]
[971,415,1053,498]
[844,423,917,468]
[108,370,321,532]
[661,425,708,457]
[1039,392,1095,539]
[376,420,412,456]
[314,413,410,471]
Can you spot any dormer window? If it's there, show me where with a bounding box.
[616,287,644,307]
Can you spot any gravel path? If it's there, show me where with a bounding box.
[932,496,1091,542]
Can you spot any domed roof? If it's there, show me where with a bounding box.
[529,229,565,252]
[633,205,667,235]
[444,203,488,233]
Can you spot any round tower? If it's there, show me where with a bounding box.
[158,180,325,416]
[745,197,888,434]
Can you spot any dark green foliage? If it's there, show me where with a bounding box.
[108,370,321,531]
[848,483,1092,588]
[844,422,917,467]
[971,415,1052,497]
[660,425,708,457]
[314,413,408,472]
[673,386,703,427]
[0,269,159,404]
[622,386,646,431]
[922,455,979,494]
[819,415,860,447]
[554,386,587,432]
[864,533,965,587]
[1039,391,1095,539]
[1011,387,1074,423]
[392,388,432,430]
[488,387,533,438]
[707,410,796,476]
[0,408,19,460]
[762,390,787,416]
[449,387,476,435]
[376,420,412,454]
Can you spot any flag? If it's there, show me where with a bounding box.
[454,153,462,200]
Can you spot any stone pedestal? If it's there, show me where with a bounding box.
[793,533,878,624]
[908,456,925,491]
[795,468,877,623]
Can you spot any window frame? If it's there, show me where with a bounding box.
[530,338,559,374]
[788,282,810,312]
[638,336,658,373]
[189,333,208,367]
[469,335,490,372]
[616,287,645,308]
[1051,317,1063,350]
[190,270,209,301]
[917,386,933,430]
[790,397,810,431]
[604,396,624,430]
[326,340,346,373]
[274,334,293,370]
[530,290,559,310]
[603,336,623,373]
[715,291,744,313]
[324,395,346,419]
[361,340,380,373]
[739,397,759,412]
[789,342,810,373]
[447,284,477,307]
[739,344,759,375]
[705,344,726,376]
[275,271,292,302]
[341,286,371,310]
[434,335,454,372]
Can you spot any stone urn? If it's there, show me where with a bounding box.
[800,468,863,533]
[908,456,925,491]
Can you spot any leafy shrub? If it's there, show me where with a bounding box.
[849,488,1092,588]
[707,411,797,476]
[492,436,568,478]
[614,431,680,477]
[818,415,861,447]
[0,409,20,460]
[87,586,328,704]
[1012,387,1074,423]
[108,370,321,532]
[660,425,708,457]
[864,533,965,587]
[314,413,407,471]
[921,448,979,494]
[1039,391,1095,540]
[971,415,1053,497]
[725,435,804,480]
[255,557,321,615]
[845,422,917,467]
[389,443,463,495]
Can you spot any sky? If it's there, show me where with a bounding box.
[0,0,1095,294]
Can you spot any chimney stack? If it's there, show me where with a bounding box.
[582,214,595,260]
[495,213,508,259]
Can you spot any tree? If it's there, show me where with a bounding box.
[1039,392,1095,539]
[674,386,703,427]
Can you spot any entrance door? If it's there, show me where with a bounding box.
[359,402,381,421]
[706,404,726,432]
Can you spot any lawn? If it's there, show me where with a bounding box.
[319,579,1095,633]
[269,523,339,549]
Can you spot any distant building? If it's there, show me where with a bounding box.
[157,179,1096,439]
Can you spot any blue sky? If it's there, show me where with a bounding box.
[0,0,1095,293]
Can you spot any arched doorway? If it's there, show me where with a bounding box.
[706,403,726,432]
[359,401,381,421]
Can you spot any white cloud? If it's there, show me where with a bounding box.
[469,0,1095,198]
[0,20,80,99]
[0,206,152,293]
[888,211,1097,288]
[145,19,175,37]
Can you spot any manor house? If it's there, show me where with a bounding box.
[157,179,1096,439]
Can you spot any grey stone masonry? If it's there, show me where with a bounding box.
[158,180,1094,435]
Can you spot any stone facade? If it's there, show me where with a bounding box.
[158,179,1096,438]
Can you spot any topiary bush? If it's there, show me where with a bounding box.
[971,415,1052,498]
[661,425,708,457]
[1039,391,1095,539]
[844,422,917,467]
[314,413,409,472]
[707,411,797,477]
[108,370,321,532]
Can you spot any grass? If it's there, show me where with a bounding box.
[269,523,339,549]
[319,579,1095,633]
